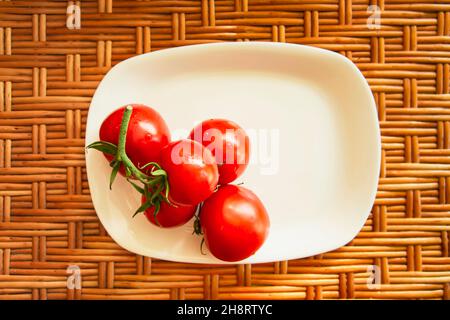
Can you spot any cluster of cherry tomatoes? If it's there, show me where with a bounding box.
[88,104,270,262]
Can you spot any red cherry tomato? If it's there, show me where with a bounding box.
[200,185,270,262]
[99,104,170,175]
[189,119,250,185]
[142,195,196,228]
[160,139,219,206]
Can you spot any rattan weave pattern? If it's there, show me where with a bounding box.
[0,0,449,300]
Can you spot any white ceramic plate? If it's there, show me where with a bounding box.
[85,42,380,264]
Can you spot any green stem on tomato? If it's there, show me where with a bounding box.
[116,105,171,216]
[116,105,132,162]
[87,104,171,218]
[116,105,156,184]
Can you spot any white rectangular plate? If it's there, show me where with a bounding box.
[86,42,380,264]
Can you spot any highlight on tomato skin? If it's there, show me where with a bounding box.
[189,119,250,185]
[199,185,270,262]
[142,195,196,228]
[159,139,219,206]
[99,104,171,176]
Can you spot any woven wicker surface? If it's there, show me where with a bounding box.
[0,0,449,300]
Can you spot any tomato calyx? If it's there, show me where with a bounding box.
[127,170,169,220]
[87,105,171,217]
